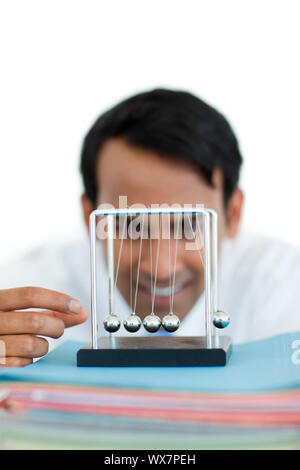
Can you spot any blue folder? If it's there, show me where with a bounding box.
[1,331,300,393]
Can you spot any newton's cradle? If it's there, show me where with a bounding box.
[77,207,231,367]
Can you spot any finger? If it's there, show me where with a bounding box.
[0,335,49,358]
[15,308,88,329]
[49,308,89,328]
[0,356,33,367]
[0,311,65,338]
[0,287,87,316]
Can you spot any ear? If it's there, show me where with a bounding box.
[81,193,95,232]
[225,188,244,238]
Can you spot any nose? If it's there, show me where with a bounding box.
[140,238,183,283]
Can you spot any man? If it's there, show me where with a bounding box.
[1,88,300,367]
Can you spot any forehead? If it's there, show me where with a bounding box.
[96,138,219,207]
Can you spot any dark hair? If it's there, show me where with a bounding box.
[80,88,243,207]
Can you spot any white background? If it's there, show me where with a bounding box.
[0,0,299,264]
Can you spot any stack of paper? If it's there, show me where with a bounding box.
[0,331,300,449]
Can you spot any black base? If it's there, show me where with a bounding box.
[77,336,232,367]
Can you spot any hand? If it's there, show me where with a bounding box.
[0,287,88,367]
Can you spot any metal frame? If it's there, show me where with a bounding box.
[89,207,218,350]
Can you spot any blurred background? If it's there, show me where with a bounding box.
[0,0,299,263]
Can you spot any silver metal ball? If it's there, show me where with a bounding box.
[213,310,230,329]
[103,314,121,333]
[143,314,161,333]
[123,314,142,333]
[162,313,180,332]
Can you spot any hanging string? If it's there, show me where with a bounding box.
[149,217,153,313]
[195,215,205,265]
[133,215,145,314]
[150,215,153,306]
[114,214,127,289]
[187,214,204,266]
[130,215,133,313]
[168,220,171,310]
[151,214,161,314]
[168,214,172,313]
[170,214,180,313]
[195,215,204,266]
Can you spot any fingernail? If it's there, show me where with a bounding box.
[68,299,82,314]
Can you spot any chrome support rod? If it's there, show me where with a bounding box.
[107,215,116,349]
[207,209,219,347]
[90,213,98,350]
[207,209,218,313]
[203,211,213,348]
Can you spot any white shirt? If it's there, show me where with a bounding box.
[1,230,300,346]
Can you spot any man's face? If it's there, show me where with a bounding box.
[84,137,242,321]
